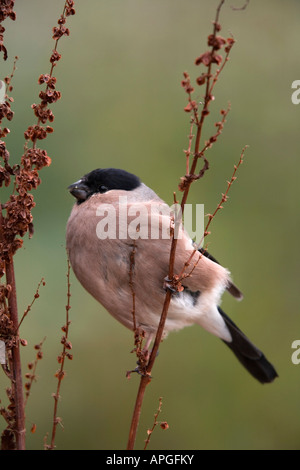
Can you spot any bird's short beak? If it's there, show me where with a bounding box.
[68,180,90,202]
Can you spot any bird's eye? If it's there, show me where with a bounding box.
[99,185,108,193]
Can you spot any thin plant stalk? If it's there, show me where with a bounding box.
[48,258,72,450]
[126,0,233,450]
[5,255,26,450]
[0,1,75,450]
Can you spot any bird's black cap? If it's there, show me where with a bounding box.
[68,168,141,203]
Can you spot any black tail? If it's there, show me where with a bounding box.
[218,307,278,384]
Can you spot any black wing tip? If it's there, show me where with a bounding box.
[227,282,244,301]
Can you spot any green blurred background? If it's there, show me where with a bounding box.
[1,0,300,450]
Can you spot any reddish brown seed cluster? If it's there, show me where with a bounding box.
[0,1,16,22]
[160,421,169,430]
[0,1,76,276]
[24,339,46,409]
[0,1,16,61]
[0,2,76,451]
[178,16,235,198]
[52,0,75,39]
[181,20,235,115]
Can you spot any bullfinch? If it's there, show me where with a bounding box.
[66,168,278,384]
